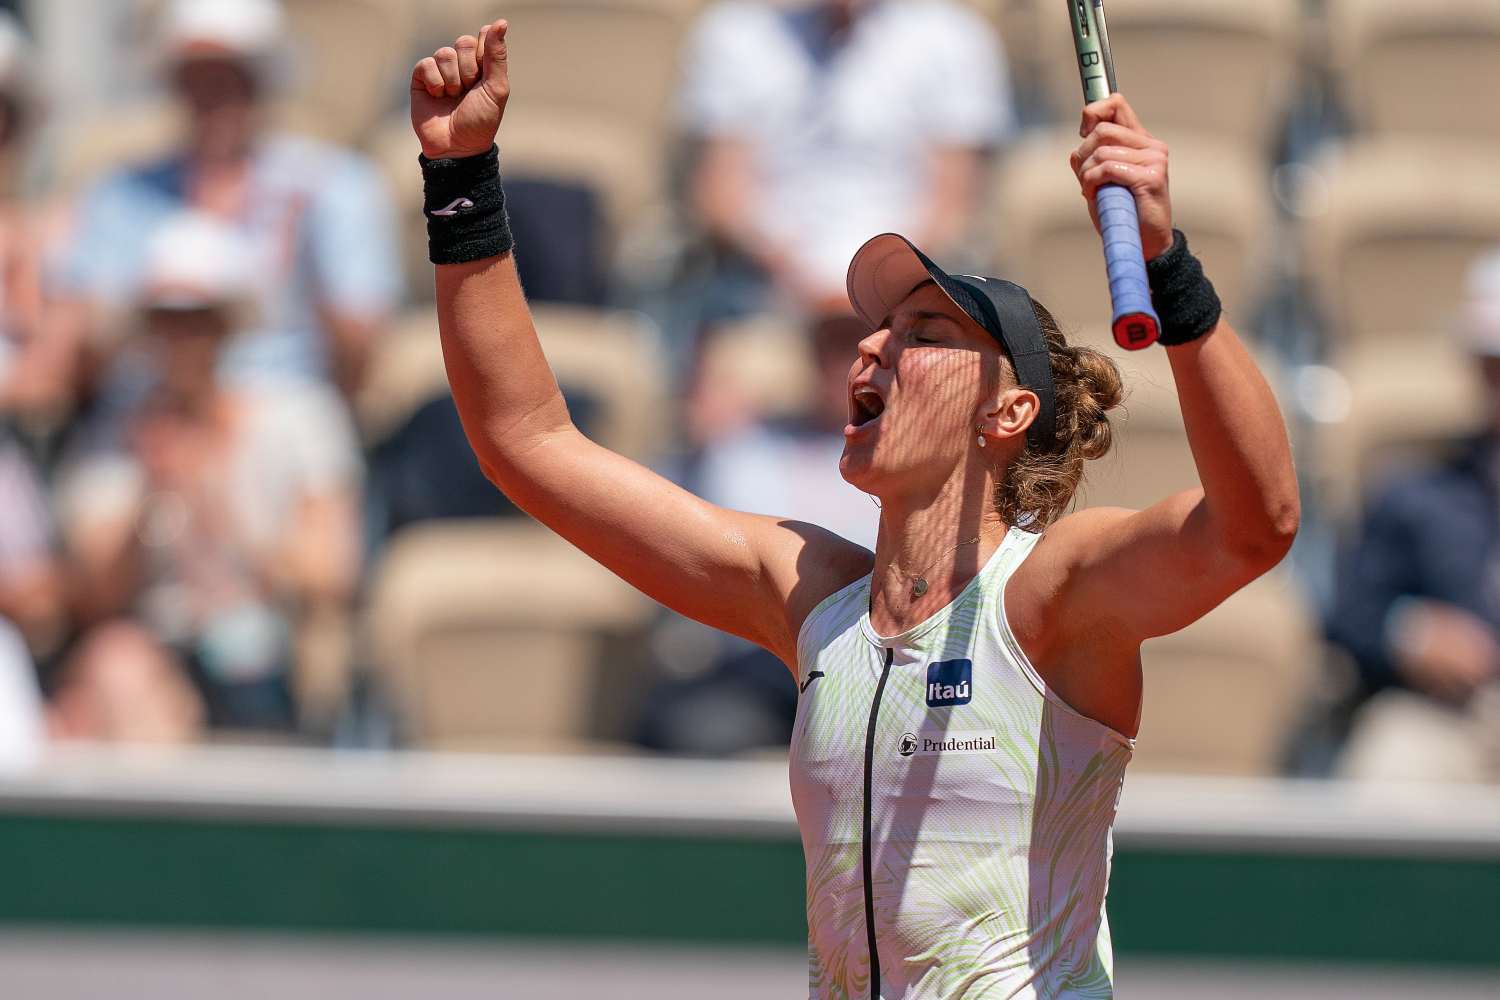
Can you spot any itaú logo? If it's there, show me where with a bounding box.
[926,659,973,707]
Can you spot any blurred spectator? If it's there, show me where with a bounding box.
[1326,249,1500,783]
[46,621,205,744]
[0,13,63,420]
[54,0,400,401]
[0,430,64,660]
[53,213,362,734]
[679,0,1011,324]
[0,617,43,770]
[640,310,871,755]
[692,310,877,549]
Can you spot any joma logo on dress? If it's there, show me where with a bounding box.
[926,659,973,707]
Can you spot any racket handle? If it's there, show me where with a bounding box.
[1096,183,1160,350]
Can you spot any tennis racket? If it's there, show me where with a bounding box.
[1066,0,1160,350]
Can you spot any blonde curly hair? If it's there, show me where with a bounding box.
[994,299,1124,529]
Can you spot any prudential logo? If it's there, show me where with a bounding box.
[898,733,918,757]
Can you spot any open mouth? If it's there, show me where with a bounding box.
[850,384,886,428]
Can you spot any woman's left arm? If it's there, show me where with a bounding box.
[1051,95,1300,642]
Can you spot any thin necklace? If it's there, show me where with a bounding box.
[903,535,982,599]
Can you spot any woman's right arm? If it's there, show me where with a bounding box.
[411,22,870,667]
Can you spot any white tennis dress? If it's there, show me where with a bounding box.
[791,525,1134,999]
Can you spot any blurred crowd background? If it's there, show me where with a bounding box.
[0,0,1498,785]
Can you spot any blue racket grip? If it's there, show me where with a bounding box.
[1096,183,1160,350]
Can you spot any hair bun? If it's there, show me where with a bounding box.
[993,298,1126,529]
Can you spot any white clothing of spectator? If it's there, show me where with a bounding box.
[56,0,400,398]
[681,0,1012,298]
[55,212,362,731]
[0,617,43,772]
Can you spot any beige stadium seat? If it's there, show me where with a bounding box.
[1073,348,1196,515]
[994,131,1274,338]
[356,309,450,445]
[1069,341,1287,516]
[531,305,671,461]
[697,314,817,422]
[274,0,415,145]
[1134,572,1317,775]
[1034,0,1300,150]
[1301,139,1500,350]
[52,103,181,196]
[444,0,694,147]
[368,520,654,750]
[371,114,664,302]
[1328,0,1500,142]
[357,304,670,461]
[485,104,666,241]
[1313,344,1483,521]
[962,0,1041,79]
[368,120,431,300]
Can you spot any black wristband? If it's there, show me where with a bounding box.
[1147,229,1222,347]
[420,145,514,265]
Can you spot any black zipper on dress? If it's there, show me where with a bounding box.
[861,646,895,1000]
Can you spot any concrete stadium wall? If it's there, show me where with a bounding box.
[0,747,1495,967]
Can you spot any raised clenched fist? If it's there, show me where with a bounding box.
[410,19,511,160]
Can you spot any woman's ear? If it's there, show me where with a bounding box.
[978,387,1039,448]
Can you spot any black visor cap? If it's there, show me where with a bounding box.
[846,233,1057,453]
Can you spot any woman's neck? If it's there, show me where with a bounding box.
[868,474,1010,636]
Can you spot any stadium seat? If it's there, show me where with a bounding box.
[443,0,694,149]
[275,0,415,145]
[696,314,818,423]
[1073,349,1197,515]
[480,104,666,244]
[1135,571,1317,775]
[367,520,654,750]
[368,121,432,300]
[358,304,671,462]
[1300,138,1500,351]
[1070,342,1290,517]
[993,131,1275,339]
[1033,0,1301,151]
[356,309,451,445]
[1327,0,1500,142]
[371,115,665,303]
[51,103,180,195]
[531,305,671,461]
[1313,344,1483,521]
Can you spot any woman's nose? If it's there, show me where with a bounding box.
[857,327,891,367]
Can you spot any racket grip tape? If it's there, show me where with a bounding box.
[1096,183,1159,350]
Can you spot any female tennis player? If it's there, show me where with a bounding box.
[412,19,1297,1000]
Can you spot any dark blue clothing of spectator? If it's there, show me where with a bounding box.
[1326,436,1500,695]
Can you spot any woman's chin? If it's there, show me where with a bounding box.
[839,447,883,493]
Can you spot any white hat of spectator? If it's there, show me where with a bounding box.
[137,212,256,316]
[161,0,284,66]
[1460,250,1500,358]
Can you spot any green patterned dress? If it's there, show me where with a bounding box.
[791,525,1134,999]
